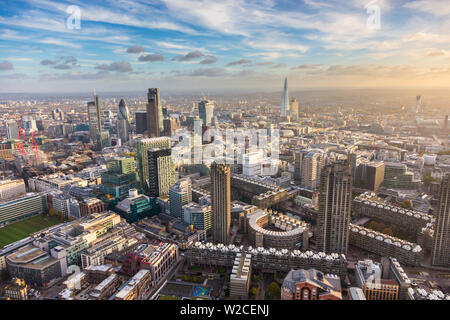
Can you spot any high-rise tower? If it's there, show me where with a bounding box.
[87,94,102,149]
[431,174,450,267]
[198,100,215,126]
[211,162,231,244]
[146,88,163,138]
[317,161,352,254]
[280,77,289,117]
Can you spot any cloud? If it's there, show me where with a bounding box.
[172,51,204,61]
[38,38,81,49]
[95,61,133,72]
[404,0,450,17]
[138,54,165,62]
[292,64,324,70]
[200,55,217,64]
[226,59,252,66]
[40,56,79,70]
[0,61,14,71]
[2,73,28,79]
[256,62,274,66]
[271,63,287,69]
[127,45,146,54]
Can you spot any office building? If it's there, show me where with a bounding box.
[280,77,289,118]
[0,179,26,201]
[317,161,352,254]
[115,189,157,223]
[136,137,171,191]
[79,198,105,217]
[431,174,450,267]
[290,98,299,120]
[135,111,147,135]
[147,148,175,198]
[146,88,163,138]
[182,202,212,232]
[211,162,231,244]
[100,156,139,199]
[281,269,342,300]
[0,193,47,226]
[87,94,102,147]
[198,100,214,126]
[354,161,385,191]
[169,178,192,220]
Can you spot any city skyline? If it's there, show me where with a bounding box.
[1,0,450,93]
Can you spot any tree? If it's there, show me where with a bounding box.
[57,211,63,220]
[251,287,258,297]
[0,269,10,282]
[401,200,413,209]
[49,208,55,217]
[267,282,281,300]
[382,227,394,236]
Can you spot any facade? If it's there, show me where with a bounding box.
[169,178,192,219]
[136,137,171,191]
[114,269,152,300]
[431,174,450,267]
[353,192,434,236]
[383,162,420,190]
[349,224,422,266]
[147,148,176,198]
[146,88,163,138]
[187,242,348,279]
[317,162,352,254]
[230,253,252,299]
[290,98,299,120]
[281,269,342,300]
[5,245,65,287]
[79,198,105,217]
[247,209,309,249]
[120,242,179,285]
[5,120,19,140]
[354,161,385,191]
[0,193,47,225]
[211,162,231,244]
[4,278,28,300]
[198,100,215,126]
[0,179,26,201]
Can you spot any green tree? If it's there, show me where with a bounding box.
[49,207,55,217]
[267,282,281,300]
[401,200,413,209]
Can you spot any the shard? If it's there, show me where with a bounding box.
[281,77,289,117]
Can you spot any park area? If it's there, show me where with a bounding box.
[0,214,61,249]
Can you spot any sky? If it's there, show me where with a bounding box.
[0,0,450,93]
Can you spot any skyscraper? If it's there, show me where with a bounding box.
[135,111,147,135]
[211,162,231,244]
[317,161,352,254]
[198,100,215,126]
[147,147,175,198]
[290,98,299,120]
[117,99,131,143]
[431,174,450,267]
[169,178,192,220]
[280,77,289,117]
[87,94,102,148]
[136,137,171,191]
[146,88,163,138]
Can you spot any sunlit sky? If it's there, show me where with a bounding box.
[1,0,450,93]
